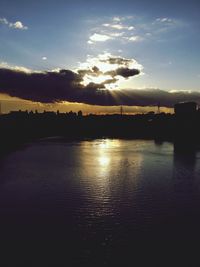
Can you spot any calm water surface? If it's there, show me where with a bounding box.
[0,139,200,266]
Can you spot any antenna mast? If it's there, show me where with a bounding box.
[157,102,160,114]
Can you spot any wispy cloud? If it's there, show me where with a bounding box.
[154,17,174,24]
[0,17,28,30]
[88,33,112,44]
[124,35,144,42]
[87,15,185,46]
[113,17,121,22]
[88,16,141,45]
[151,17,184,34]
[109,32,124,37]
[0,18,8,25]
[103,23,134,31]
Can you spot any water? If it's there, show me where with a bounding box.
[0,139,200,266]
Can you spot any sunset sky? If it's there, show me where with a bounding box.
[0,0,200,114]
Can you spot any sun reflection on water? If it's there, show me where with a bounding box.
[98,156,110,166]
[79,139,144,218]
[97,139,120,168]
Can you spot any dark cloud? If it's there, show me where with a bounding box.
[106,67,140,78]
[0,68,82,103]
[78,65,140,79]
[102,78,118,84]
[0,67,200,107]
[92,66,101,73]
[78,66,102,77]
[100,56,133,66]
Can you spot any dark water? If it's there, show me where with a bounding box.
[0,139,200,266]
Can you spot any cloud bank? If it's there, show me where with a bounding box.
[0,66,199,107]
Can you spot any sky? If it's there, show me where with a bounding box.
[0,0,200,114]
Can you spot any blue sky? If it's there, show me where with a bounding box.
[0,0,200,112]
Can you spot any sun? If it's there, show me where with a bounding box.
[81,74,113,86]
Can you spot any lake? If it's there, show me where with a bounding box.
[0,139,200,266]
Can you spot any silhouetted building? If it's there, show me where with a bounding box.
[43,111,55,115]
[174,102,197,116]
[147,111,155,116]
[10,110,29,116]
[77,110,83,117]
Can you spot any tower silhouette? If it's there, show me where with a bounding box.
[157,102,160,114]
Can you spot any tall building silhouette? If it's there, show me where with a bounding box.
[174,102,197,116]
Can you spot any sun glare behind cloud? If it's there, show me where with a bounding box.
[78,53,143,89]
[82,74,113,86]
